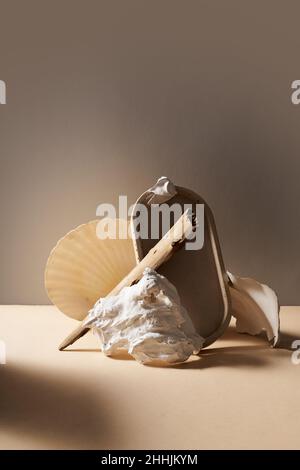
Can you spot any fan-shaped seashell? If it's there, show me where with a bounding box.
[45,219,137,320]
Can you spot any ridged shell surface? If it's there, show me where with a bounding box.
[45,219,137,320]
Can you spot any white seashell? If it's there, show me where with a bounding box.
[45,219,136,320]
[227,272,280,346]
[146,176,177,204]
[86,268,204,365]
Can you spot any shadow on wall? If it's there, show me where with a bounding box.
[210,107,300,304]
[0,363,117,449]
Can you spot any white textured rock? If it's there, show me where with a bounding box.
[228,272,280,346]
[85,268,203,364]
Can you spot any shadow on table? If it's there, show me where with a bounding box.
[148,325,293,369]
[220,325,297,351]
[277,332,298,350]
[62,326,294,370]
[172,345,292,370]
[0,363,115,449]
[174,346,268,369]
[173,331,293,370]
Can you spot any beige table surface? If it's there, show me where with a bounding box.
[0,305,299,450]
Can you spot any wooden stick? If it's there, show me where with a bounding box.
[59,210,194,351]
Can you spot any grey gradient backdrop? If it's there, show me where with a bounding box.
[0,0,299,304]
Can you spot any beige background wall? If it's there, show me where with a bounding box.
[0,0,299,304]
